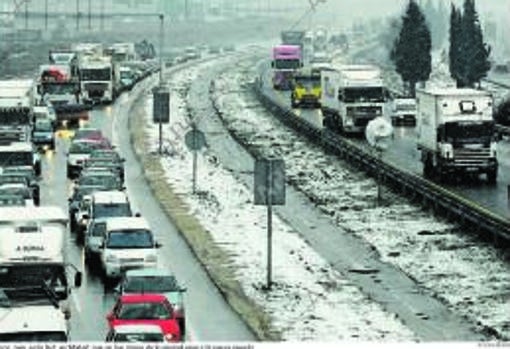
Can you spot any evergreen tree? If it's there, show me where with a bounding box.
[452,0,491,87]
[391,0,432,97]
[449,4,462,82]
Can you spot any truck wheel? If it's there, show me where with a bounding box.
[487,169,497,184]
[34,162,42,177]
[423,158,433,179]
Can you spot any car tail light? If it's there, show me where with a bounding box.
[164,334,174,342]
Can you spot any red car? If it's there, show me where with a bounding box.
[106,294,181,342]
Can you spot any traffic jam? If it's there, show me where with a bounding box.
[0,41,186,342]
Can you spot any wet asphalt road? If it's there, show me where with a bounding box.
[38,71,256,341]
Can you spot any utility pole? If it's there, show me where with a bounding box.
[24,0,28,29]
[45,0,48,30]
[100,0,104,31]
[88,0,91,30]
[76,0,80,31]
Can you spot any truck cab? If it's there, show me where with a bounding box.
[0,206,83,313]
[416,88,498,183]
[0,298,69,342]
[80,55,114,104]
[291,68,322,108]
[392,98,417,126]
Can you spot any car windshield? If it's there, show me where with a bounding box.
[125,275,179,293]
[35,120,53,131]
[91,221,107,237]
[273,59,301,70]
[79,175,118,188]
[69,141,99,154]
[342,87,385,103]
[93,203,131,219]
[0,187,31,199]
[117,302,170,320]
[81,68,111,81]
[0,332,67,342]
[42,83,77,95]
[0,151,32,167]
[114,332,164,342]
[75,129,102,139]
[294,76,320,88]
[106,230,154,249]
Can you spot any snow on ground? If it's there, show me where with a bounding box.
[141,59,418,341]
[211,63,510,339]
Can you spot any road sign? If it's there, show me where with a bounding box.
[152,86,170,124]
[185,129,206,151]
[254,158,285,206]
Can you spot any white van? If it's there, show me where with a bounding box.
[100,217,161,279]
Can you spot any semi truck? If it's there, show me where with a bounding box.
[80,54,115,104]
[416,88,498,183]
[291,67,321,108]
[0,206,83,312]
[321,64,386,134]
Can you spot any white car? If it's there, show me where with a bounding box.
[0,183,35,206]
[100,217,162,280]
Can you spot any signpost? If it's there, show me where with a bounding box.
[184,125,206,194]
[152,86,170,154]
[254,157,285,290]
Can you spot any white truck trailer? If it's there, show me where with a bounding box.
[416,88,498,183]
[321,64,386,134]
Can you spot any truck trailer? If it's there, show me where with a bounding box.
[416,88,498,183]
[321,64,386,134]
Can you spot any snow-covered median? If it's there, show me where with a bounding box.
[141,59,417,341]
[211,63,510,340]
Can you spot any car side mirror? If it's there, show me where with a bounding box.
[155,242,162,248]
[106,312,114,321]
[179,287,187,293]
[82,214,90,220]
[74,272,83,287]
[135,212,141,217]
[99,242,105,249]
[271,62,275,68]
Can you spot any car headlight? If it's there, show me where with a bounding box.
[164,334,174,341]
[105,254,118,263]
[145,255,157,263]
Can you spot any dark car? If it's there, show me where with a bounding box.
[76,171,123,191]
[0,169,40,205]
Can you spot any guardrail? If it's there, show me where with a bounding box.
[252,81,510,244]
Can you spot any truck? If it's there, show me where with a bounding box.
[48,49,79,77]
[391,97,417,126]
[271,45,302,90]
[0,287,70,341]
[416,88,498,183]
[291,67,322,108]
[0,206,83,313]
[36,65,88,128]
[80,54,115,104]
[321,64,386,134]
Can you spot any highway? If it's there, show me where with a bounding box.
[37,68,256,341]
[259,66,510,221]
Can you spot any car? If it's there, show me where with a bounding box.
[76,171,123,191]
[100,217,161,279]
[82,158,124,183]
[87,190,133,221]
[32,118,55,150]
[0,194,26,207]
[208,46,221,54]
[74,127,103,141]
[68,184,109,231]
[0,175,39,205]
[105,324,165,342]
[0,183,36,206]
[106,294,180,342]
[84,217,108,260]
[116,269,187,337]
[67,139,111,179]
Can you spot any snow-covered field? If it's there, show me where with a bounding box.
[210,61,510,339]
[141,59,418,341]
